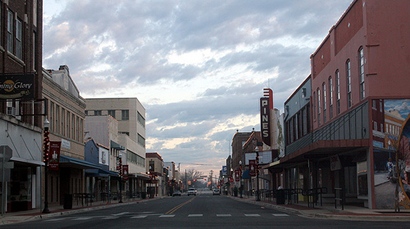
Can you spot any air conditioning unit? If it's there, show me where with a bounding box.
[6,107,21,120]
[7,107,16,116]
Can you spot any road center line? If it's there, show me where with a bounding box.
[165,197,195,215]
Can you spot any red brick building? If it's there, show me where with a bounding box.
[276,0,410,209]
[0,0,44,212]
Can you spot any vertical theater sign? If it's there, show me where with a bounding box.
[260,88,273,147]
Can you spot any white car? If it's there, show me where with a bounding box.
[213,189,220,195]
[187,188,197,196]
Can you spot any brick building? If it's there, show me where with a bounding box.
[0,0,44,212]
[274,0,410,209]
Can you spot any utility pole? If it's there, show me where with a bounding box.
[209,170,213,189]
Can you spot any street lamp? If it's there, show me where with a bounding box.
[43,118,50,213]
[255,145,261,201]
[239,160,243,198]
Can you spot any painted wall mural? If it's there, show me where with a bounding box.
[373,99,410,209]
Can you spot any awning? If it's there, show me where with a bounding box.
[85,168,119,177]
[242,169,251,179]
[10,157,44,166]
[59,155,101,169]
[136,173,151,180]
[110,141,125,150]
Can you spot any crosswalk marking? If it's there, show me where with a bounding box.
[244,214,260,217]
[131,215,148,219]
[73,217,93,220]
[45,212,293,222]
[216,214,231,217]
[102,216,119,219]
[159,214,175,218]
[272,214,289,217]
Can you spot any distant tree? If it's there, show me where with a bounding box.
[181,169,203,188]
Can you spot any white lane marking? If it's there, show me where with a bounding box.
[112,212,129,216]
[73,217,93,220]
[188,214,203,217]
[131,215,148,219]
[272,214,289,217]
[159,215,175,218]
[244,214,260,217]
[216,214,231,217]
[102,216,119,219]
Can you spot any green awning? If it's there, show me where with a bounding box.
[59,155,100,169]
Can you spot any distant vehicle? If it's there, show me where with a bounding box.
[172,190,182,196]
[213,189,220,195]
[187,188,197,196]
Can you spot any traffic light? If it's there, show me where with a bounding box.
[43,130,50,163]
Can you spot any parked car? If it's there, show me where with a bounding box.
[172,191,182,196]
[213,189,220,195]
[187,188,197,196]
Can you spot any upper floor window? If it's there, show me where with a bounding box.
[336,70,340,114]
[0,4,2,47]
[328,76,333,119]
[7,9,14,52]
[317,88,321,125]
[359,47,365,100]
[94,110,102,116]
[122,110,129,120]
[16,18,22,59]
[108,110,116,118]
[137,112,145,127]
[323,83,327,123]
[346,60,352,108]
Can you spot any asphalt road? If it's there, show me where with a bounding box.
[1,191,407,229]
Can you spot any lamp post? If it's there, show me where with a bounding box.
[239,160,243,198]
[42,118,50,213]
[255,145,261,201]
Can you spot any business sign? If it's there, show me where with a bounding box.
[123,165,129,180]
[222,166,227,176]
[235,169,240,182]
[249,160,256,177]
[0,73,35,100]
[260,88,273,146]
[49,141,61,171]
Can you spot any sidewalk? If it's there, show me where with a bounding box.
[230,195,410,221]
[0,197,150,225]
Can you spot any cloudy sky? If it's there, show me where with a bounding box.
[43,0,353,174]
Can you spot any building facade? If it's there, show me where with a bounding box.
[0,0,44,213]
[146,152,164,197]
[276,0,410,209]
[85,98,148,198]
[43,66,95,207]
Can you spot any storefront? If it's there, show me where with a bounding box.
[1,118,43,213]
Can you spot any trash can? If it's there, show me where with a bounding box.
[64,194,73,209]
[276,189,285,205]
[141,192,147,199]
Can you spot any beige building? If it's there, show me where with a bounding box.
[43,65,94,206]
[85,98,148,197]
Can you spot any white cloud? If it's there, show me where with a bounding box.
[43,0,353,174]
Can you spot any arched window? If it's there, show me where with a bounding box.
[328,76,333,119]
[317,88,321,126]
[359,47,365,100]
[322,82,327,123]
[346,60,352,108]
[335,70,340,114]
